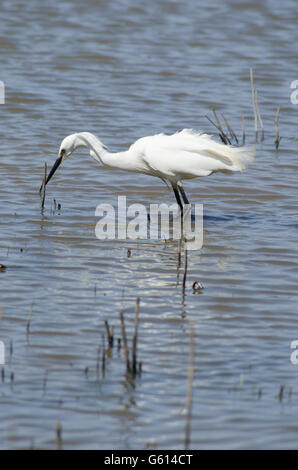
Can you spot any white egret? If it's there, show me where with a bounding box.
[43,129,255,209]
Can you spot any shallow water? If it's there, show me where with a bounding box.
[1,0,298,450]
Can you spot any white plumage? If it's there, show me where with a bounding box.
[131,129,255,179]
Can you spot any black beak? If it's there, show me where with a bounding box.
[45,155,63,186]
[39,155,63,194]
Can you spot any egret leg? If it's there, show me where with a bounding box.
[171,183,183,212]
[177,182,190,205]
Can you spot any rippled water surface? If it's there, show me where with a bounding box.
[1,0,298,450]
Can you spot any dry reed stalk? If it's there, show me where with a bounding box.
[102,348,106,376]
[132,297,140,375]
[212,109,231,144]
[120,310,131,373]
[240,107,246,145]
[274,107,281,150]
[221,113,238,144]
[255,90,264,142]
[205,114,228,144]
[104,320,114,349]
[278,385,284,402]
[250,68,258,142]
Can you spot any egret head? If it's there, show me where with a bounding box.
[59,134,79,160]
[43,132,108,189]
[44,134,81,186]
